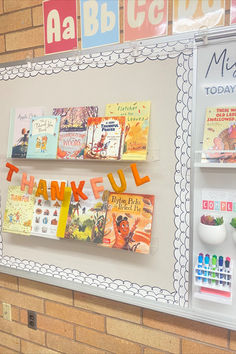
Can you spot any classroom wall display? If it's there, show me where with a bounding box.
[43,0,78,54]
[80,0,120,49]
[0,37,192,320]
[124,0,168,42]
[192,28,236,326]
[231,0,236,24]
[172,0,225,33]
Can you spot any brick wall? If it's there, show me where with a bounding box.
[0,1,235,353]
[0,273,236,354]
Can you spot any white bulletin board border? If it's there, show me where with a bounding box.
[0,38,193,308]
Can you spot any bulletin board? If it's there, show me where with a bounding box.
[0,36,193,321]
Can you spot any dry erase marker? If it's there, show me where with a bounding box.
[225,257,231,286]
[204,254,210,283]
[211,255,217,285]
[218,256,224,285]
[197,253,203,281]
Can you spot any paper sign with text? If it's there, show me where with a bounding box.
[173,0,225,33]
[80,0,119,49]
[43,0,78,54]
[124,0,168,41]
[231,0,236,24]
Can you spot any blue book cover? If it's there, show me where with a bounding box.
[26,116,60,159]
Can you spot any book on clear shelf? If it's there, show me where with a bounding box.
[202,107,236,163]
[57,189,108,244]
[26,116,60,159]
[3,185,36,236]
[31,180,67,239]
[53,106,98,159]
[105,101,151,160]
[101,192,155,254]
[84,116,126,160]
[9,106,45,158]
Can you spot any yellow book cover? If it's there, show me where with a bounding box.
[56,187,72,238]
[202,107,236,163]
[105,101,151,160]
[3,185,35,236]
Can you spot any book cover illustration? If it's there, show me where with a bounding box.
[64,189,108,243]
[102,192,155,254]
[31,180,66,239]
[53,106,98,159]
[105,101,151,160]
[3,185,36,236]
[10,107,45,158]
[26,116,60,159]
[84,116,125,160]
[202,107,236,163]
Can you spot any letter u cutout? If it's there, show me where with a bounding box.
[107,169,127,193]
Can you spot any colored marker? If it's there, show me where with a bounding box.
[225,257,231,286]
[211,255,217,285]
[197,253,203,281]
[204,254,210,283]
[218,256,224,285]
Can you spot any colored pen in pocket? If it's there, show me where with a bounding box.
[211,255,217,285]
[197,253,203,281]
[218,256,223,285]
[204,254,210,283]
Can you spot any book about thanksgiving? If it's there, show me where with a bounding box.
[26,116,60,159]
[53,106,98,159]
[202,106,236,163]
[3,185,35,236]
[102,192,154,254]
[105,101,151,160]
[84,116,125,160]
[62,189,108,243]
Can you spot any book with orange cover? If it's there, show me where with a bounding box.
[102,192,155,254]
[84,116,125,160]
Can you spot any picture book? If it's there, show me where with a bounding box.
[9,107,45,158]
[105,101,151,160]
[53,106,98,159]
[102,192,155,254]
[3,185,36,236]
[61,189,108,243]
[26,116,60,159]
[31,180,67,239]
[202,107,236,163]
[84,116,125,160]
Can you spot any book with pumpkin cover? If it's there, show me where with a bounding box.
[53,106,98,159]
[3,185,36,236]
[202,106,236,163]
[105,101,151,160]
[26,116,60,159]
[84,116,125,160]
[102,192,155,254]
[58,189,108,243]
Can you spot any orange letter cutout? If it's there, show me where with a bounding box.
[6,162,19,182]
[70,181,88,202]
[107,170,126,193]
[21,173,35,194]
[51,181,65,201]
[35,179,48,200]
[130,163,150,186]
[90,177,104,199]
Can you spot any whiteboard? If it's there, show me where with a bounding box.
[0,38,192,318]
[192,29,236,327]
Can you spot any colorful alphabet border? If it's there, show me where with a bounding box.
[0,39,193,307]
